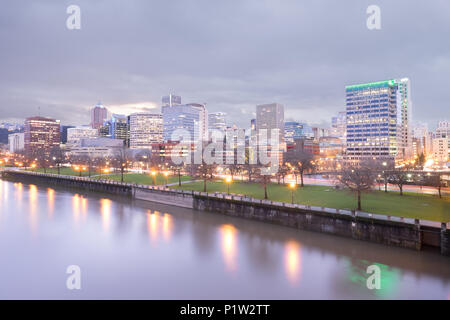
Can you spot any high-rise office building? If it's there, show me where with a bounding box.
[162,94,182,107]
[8,132,25,153]
[412,123,431,156]
[110,114,128,143]
[256,103,285,148]
[162,103,208,143]
[60,125,75,144]
[330,111,347,142]
[284,121,314,144]
[208,112,227,140]
[345,79,412,162]
[24,116,61,155]
[129,113,163,149]
[432,137,448,165]
[90,102,108,129]
[435,120,450,161]
[66,126,99,147]
[99,121,112,138]
[208,112,227,132]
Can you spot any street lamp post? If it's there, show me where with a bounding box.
[382,162,388,192]
[151,171,157,185]
[289,182,296,204]
[225,176,232,194]
[164,171,169,186]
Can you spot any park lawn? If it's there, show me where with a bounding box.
[93,172,192,185]
[171,181,450,222]
[27,167,92,176]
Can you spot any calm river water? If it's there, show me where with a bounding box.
[0,180,449,299]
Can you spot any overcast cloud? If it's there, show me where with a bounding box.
[0,0,449,128]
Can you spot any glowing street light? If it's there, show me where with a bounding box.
[289,182,296,204]
[225,176,232,194]
[73,165,83,177]
[151,171,157,185]
[163,171,169,186]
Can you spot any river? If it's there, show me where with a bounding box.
[0,180,449,299]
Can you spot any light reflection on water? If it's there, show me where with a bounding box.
[0,180,449,299]
[220,224,238,272]
[285,240,302,285]
[100,198,111,232]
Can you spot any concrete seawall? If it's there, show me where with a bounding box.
[194,195,423,251]
[2,170,449,256]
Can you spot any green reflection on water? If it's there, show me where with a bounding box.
[346,259,400,299]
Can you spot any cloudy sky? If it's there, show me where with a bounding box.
[0,0,449,129]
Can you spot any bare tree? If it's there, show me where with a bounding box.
[192,162,217,192]
[227,163,241,181]
[389,170,409,196]
[337,162,376,211]
[135,149,152,171]
[285,150,315,187]
[276,163,290,184]
[255,166,272,200]
[113,146,133,183]
[31,148,50,173]
[428,173,444,199]
[49,146,64,175]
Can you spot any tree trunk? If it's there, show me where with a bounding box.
[399,185,403,196]
[384,180,387,192]
[264,184,268,200]
[300,171,304,187]
[203,178,207,192]
[121,167,124,182]
[178,171,181,186]
[357,190,361,211]
[438,186,442,199]
[57,165,60,175]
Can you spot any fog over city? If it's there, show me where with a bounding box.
[1,0,449,128]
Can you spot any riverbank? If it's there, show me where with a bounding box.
[171,181,450,222]
[2,169,449,256]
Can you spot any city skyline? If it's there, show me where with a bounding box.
[1,1,449,129]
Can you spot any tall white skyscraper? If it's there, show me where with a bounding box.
[256,103,285,147]
[330,111,347,143]
[435,120,450,161]
[129,113,163,149]
[162,94,182,107]
[67,126,99,147]
[162,103,208,143]
[208,112,227,140]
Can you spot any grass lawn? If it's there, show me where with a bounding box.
[92,172,192,185]
[171,181,450,222]
[27,167,92,176]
